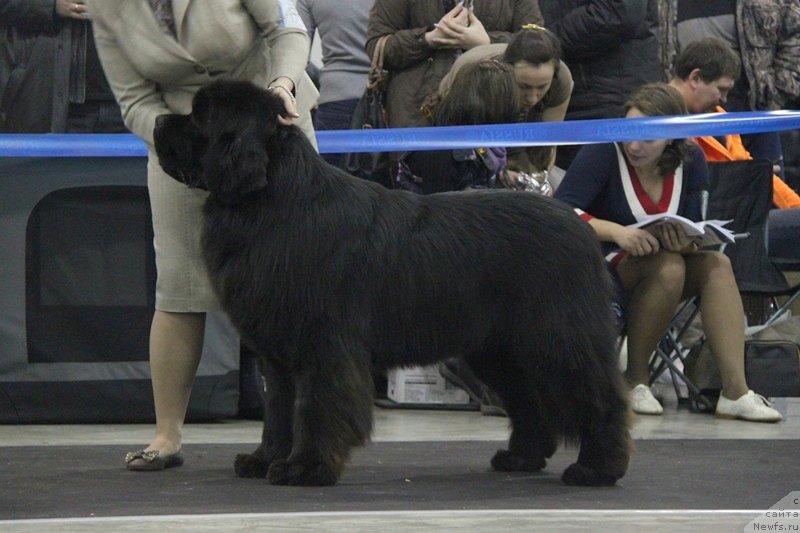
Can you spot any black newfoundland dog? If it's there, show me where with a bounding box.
[153,79,631,487]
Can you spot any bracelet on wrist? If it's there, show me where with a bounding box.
[267,84,296,104]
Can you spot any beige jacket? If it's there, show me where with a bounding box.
[89,0,318,149]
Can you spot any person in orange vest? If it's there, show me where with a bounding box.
[668,38,800,210]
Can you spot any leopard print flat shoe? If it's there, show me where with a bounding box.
[125,449,184,471]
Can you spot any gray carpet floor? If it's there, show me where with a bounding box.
[1,440,796,519]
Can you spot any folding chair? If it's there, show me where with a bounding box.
[646,299,710,409]
[706,160,800,329]
[764,208,800,328]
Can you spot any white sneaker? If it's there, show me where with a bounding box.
[715,390,783,423]
[629,384,663,415]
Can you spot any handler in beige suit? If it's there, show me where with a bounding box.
[87,0,318,470]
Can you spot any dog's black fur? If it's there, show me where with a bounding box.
[154,79,631,487]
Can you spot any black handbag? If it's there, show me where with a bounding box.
[745,340,800,397]
[685,336,800,399]
[341,35,393,187]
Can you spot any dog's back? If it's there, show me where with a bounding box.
[201,123,615,374]
[366,190,614,363]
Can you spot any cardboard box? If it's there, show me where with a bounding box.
[387,365,470,404]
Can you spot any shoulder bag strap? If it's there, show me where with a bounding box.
[367,35,390,91]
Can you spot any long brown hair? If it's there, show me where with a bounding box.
[623,83,692,176]
[434,60,520,127]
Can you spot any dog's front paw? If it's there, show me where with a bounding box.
[561,462,618,486]
[267,458,340,486]
[234,453,270,478]
[490,449,546,472]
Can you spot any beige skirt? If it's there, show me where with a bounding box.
[147,155,219,312]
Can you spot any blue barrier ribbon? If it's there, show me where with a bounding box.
[1,111,799,157]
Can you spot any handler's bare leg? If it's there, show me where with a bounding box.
[144,311,206,455]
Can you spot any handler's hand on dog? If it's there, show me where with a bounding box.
[617,227,660,256]
[268,78,300,126]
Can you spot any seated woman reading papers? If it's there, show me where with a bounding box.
[554,83,781,423]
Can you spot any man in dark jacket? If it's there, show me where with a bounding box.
[0,0,125,133]
[538,0,661,169]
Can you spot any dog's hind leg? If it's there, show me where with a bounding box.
[235,357,295,478]
[266,337,375,486]
[561,383,631,486]
[465,355,556,472]
[559,336,632,486]
[491,393,559,473]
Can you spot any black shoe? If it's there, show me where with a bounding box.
[438,358,507,417]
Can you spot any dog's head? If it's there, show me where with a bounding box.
[153,79,287,204]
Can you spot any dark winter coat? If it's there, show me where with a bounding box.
[0,0,89,132]
[537,0,661,121]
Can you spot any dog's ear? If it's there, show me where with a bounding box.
[153,113,207,189]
